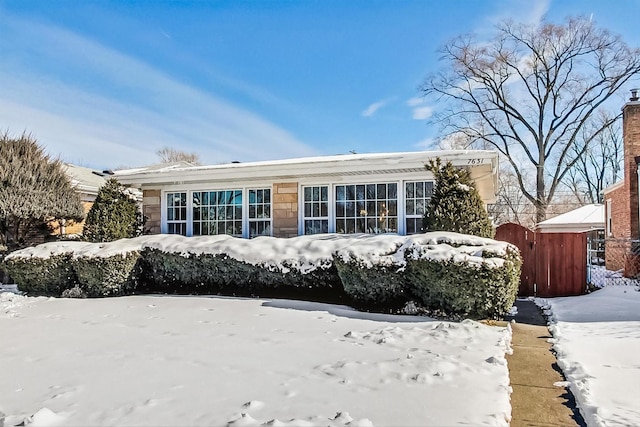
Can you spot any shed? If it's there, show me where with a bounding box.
[535,204,604,233]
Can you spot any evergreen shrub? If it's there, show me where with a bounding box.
[72,252,142,297]
[404,246,521,319]
[423,159,494,238]
[83,178,143,242]
[3,253,77,296]
[140,248,343,297]
[334,258,409,308]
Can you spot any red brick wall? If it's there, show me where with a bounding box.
[604,101,640,276]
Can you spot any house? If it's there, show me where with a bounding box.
[603,90,640,276]
[114,150,499,238]
[535,204,604,234]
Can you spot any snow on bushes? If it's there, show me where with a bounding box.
[2,241,92,295]
[334,233,521,318]
[2,232,520,318]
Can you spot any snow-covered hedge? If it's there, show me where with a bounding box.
[71,244,143,297]
[334,233,521,318]
[2,242,91,295]
[405,240,521,319]
[140,235,345,296]
[2,233,520,319]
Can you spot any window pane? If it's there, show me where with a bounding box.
[377,184,386,199]
[313,186,319,202]
[264,189,271,203]
[346,185,355,200]
[312,202,320,217]
[304,187,312,202]
[388,184,397,199]
[320,202,328,217]
[356,185,365,201]
[406,182,414,198]
[366,184,375,199]
[416,182,424,198]
[406,200,415,215]
[321,186,327,201]
[336,186,345,201]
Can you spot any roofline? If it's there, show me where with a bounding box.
[115,150,499,185]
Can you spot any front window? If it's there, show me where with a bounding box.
[192,190,243,237]
[248,188,271,237]
[166,192,187,235]
[335,183,397,234]
[303,186,329,234]
[405,181,433,234]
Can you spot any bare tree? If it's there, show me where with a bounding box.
[155,147,201,165]
[423,16,640,222]
[565,111,623,204]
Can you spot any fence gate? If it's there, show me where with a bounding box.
[496,223,588,297]
[495,223,536,296]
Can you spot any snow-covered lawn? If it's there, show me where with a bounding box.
[536,286,640,427]
[0,291,512,427]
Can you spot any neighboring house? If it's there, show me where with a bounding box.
[603,90,640,276]
[115,150,499,238]
[52,164,109,236]
[535,204,604,234]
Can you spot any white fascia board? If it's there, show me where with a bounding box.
[117,150,498,186]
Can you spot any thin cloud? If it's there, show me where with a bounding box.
[0,13,317,169]
[362,100,388,117]
[412,106,433,120]
[406,97,424,107]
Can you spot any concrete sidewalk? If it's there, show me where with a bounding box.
[505,300,585,427]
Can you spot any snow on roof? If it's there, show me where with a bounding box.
[114,150,497,177]
[63,164,108,195]
[536,204,604,231]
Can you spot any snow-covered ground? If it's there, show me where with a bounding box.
[536,286,640,427]
[0,290,512,427]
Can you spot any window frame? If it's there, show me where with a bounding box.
[247,187,272,238]
[404,180,434,234]
[164,191,188,236]
[301,185,330,235]
[333,182,399,234]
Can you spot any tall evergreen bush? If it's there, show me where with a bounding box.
[0,132,84,250]
[83,178,144,242]
[423,158,494,238]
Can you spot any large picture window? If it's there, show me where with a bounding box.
[335,183,397,234]
[192,190,243,237]
[166,192,187,235]
[303,186,329,235]
[405,181,433,234]
[248,188,271,237]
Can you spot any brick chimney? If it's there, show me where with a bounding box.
[622,89,640,239]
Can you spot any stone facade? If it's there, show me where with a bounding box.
[143,189,162,235]
[604,99,640,276]
[272,182,298,238]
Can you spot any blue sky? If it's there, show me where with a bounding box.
[1,0,639,169]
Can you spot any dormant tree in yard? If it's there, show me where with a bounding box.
[423,16,640,222]
[565,112,622,204]
[0,133,84,250]
[155,146,201,165]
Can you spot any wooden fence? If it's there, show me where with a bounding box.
[495,223,587,297]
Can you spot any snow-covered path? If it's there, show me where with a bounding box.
[0,293,512,426]
[537,286,640,427]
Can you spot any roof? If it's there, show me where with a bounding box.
[115,150,500,203]
[536,204,604,232]
[63,164,108,196]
